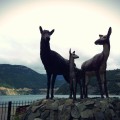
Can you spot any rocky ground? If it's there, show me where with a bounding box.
[16,97,120,120]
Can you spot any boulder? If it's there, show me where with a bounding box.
[17,97,120,120]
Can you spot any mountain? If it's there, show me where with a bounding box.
[56,69,120,95]
[0,64,65,90]
[1,64,120,95]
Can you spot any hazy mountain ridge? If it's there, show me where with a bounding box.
[0,64,65,95]
[56,69,120,95]
[0,64,120,95]
[0,64,47,89]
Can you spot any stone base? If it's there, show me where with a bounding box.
[18,97,120,120]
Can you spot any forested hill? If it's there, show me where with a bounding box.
[0,64,120,95]
[56,69,120,95]
[0,64,64,89]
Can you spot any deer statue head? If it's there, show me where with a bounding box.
[95,27,112,46]
[39,26,54,41]
[69,49,79,60]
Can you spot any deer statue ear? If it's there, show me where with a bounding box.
[39,26,43,34]
[50,29,55,35]
[69,48,71,54]
[99,34,103,38]
[73,51,75,54]
[107,27,112,37]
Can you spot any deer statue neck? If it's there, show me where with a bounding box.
[102,43,110,61]
[69,57,74,72]
[40,38,51,53]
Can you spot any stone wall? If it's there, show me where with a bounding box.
[17,97,120,120]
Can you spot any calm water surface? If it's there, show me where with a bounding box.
[0,95,68,103]
[0,95,119,103]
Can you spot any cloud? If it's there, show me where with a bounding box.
[0,0,120,74]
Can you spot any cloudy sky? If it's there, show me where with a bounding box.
[0,0,120,73]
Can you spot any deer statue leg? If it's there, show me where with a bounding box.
[85,75,89,98]
[85,85,88,98]
[100,73,105,95]
[46,73,51,99]
[73,79,77,100]
[104,71,109,98]
[79,81,83,99]
[75,82,77,100]
[51,74,57,99]
[96,71,104,98]
[82,72,86,98]
[63,74,72,98]
[69,78,73,99]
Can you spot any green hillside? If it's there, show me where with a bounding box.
[0,64,65,89]
[56,69,120,95]
[0,64,120,95]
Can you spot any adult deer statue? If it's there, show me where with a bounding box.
[81,27,112,98]
[39,26,83,99]
[39,26,70,99]
[69,49,79,100]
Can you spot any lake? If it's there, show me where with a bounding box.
[0,94,120,103]
[1,95,67,103]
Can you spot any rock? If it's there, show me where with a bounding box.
[32,105,42,113]
[94,101,101,108]
[50,110,58,120]
[99,100,109,112]
[45,99,55,109]
[81,109,94,119]
[110,109,116,117]
[84,99,95,107]
[58,105,64,111]
[65,99,73,105]
[18,98,120,120]
[104,108,116,120]
[71,105,80,118]
[94,111,105,120]
[59,105,71,120]
[34,118,42,120]
[72,118,80,120]
[32,100,43,106]
[116,102,120,111]
[58,105,64,119]
[41,110,50,119]
[22,107,32,120]
[50,100,59,110]
[39,105,46,112]
[27,109,40,120]
[42,99,54,105]
[58,99,66,105]
[75,102,86,112]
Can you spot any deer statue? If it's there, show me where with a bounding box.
[39,26,83,99]
[39,26,70,99]
[81,27,112,98]
[69,49,79,100]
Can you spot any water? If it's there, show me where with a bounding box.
[0,95,45,103]
[0,95,68,103]
[0,94,119,103]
